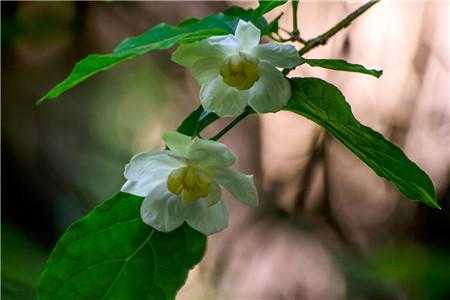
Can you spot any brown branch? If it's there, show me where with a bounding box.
[283,0,379,76]
[298,0,379,56]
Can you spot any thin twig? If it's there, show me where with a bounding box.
[278,26,292,35]
[270,33,291,43]
[282,0,379,76]
[298,0,379,56]
[270,1,306,44]
[210,107,252,141]
[291,0,300,39]
[275,27,298,42]
[207,0,380,140]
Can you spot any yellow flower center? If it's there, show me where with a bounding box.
[220,53,259,90]
[167,165,211,203]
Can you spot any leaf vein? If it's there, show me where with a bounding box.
[100,230,155,300]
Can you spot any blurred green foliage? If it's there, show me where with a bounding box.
[338,242,450,300]
[371,244,450,300]
[2,223,47,299]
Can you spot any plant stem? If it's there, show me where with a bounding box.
[298,0,379,56]
[210,107,252,141]
[271,1,305,43]
[208,0,380,140]
[292,0,300,39]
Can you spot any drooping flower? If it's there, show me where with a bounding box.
[121,131,258,235]
[172,20,302,117]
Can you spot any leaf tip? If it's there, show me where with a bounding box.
[375,69,383,78]
[429,201,442,210]
[423,193,441,209]
[35,97,46,106]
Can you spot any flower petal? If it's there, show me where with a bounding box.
[200,76,248,117]
[172,35,239,68]
[206,35,240,56]
[187,138,236,168]
[191,58,222,85]
[121,150,183,196]
[185,200,228,235]
[172,35,239,84]
[235,20,261,52]
[248,61,291,113]
[213,167,258,206]
[140,183,185,232]
[121,177,164,198]
[162,131,193,157]
[206,181,222,207]
[124,150,182,180]
[254,43,302,68]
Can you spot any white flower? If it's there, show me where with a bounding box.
[121,131,258,235]
[172,20,302,117]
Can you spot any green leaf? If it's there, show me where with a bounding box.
[224,1,287,34]
[176,105,219,136]
[267,12,283,34]
[38,192,206,300]
[254,0,288,19]
[112,23,219,56]
[285,78,438,208]
[178,13,237,35]
[36,54,130,105]
[303,58,383,78]
[37,13,241,105]
[223,6,271,35]
[36,5,283,105]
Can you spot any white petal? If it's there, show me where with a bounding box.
[140,183,185,232]
[123,150,182,180]
[248,61,291,113]
[187,138,236,168]
[121,177,164,197]
[213,167,258,207]
[172,42,200,68]
[191,58,222,84]
[172,36,239,85]
[162,131,192,157]
[235,20,261,52]
[206,35,240,55]
[185,200,228,235]
[206,182,222,207]
[121,151,183,196]
[200,76,248,117]
[254,43,302,68]
[172,35,239,68]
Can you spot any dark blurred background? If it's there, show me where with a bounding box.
[2,1,449,300]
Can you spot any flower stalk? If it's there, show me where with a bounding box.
[210,107,253,141]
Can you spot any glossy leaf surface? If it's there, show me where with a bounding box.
[286,78,438,208]
[38,193,206,300]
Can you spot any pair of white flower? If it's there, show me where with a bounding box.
[122,20,301,235]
